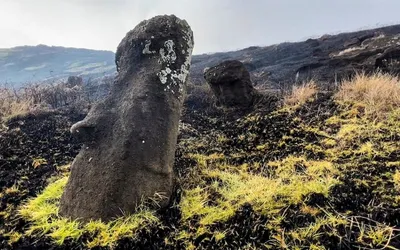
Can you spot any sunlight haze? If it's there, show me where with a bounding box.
[1,0,400,54]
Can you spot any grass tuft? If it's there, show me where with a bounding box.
[284,80,318,107]
[19,174,159,248]
[335,72,400,119]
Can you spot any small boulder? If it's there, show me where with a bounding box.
[204,60,256,107]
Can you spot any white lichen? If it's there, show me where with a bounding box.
[156,30,194,98]
[159,40,177,64]
[142,40,156,54]
[157,69,168,84]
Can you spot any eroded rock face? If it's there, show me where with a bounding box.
[204,60,256,107]
[330,34,400,75]
[59,15,194,222]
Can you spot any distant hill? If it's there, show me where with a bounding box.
[0,45,115,87]
[2,24,400,88]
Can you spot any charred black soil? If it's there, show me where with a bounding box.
[1,92,399,249]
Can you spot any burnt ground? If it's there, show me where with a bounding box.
[0,111,84,249]
[0,94,400,249]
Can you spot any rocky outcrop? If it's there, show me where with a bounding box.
[204,60,256,107]
[59,15,194,222]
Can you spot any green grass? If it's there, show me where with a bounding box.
[66,62,107,72]
[19,175,160,248]
[177,154,341,245]
[24,64,47,71]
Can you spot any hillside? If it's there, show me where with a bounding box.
[1,24,400,89]
[0,45,115,87]
[190,24,400,88]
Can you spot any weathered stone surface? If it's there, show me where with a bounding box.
[59,15,194,221]
[204,60,256,107]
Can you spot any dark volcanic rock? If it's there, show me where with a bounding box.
[204,60,256,107]
[327,34,400,76]
[59,15,194,222]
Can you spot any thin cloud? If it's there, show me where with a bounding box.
[0,0,399,54]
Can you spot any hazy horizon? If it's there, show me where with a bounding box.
[1,0,400,54]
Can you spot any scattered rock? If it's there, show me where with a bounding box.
[66,76,83,87]
[204,60,256,107]
[59,15,194,222]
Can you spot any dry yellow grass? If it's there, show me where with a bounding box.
[0,81,87,122]
[284,80,318,107]
[0,88,32,121]
[335,72,400,119]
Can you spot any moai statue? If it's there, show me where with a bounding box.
[59,15,194,222]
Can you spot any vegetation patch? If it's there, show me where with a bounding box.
[19,174,160,248]
[284,80,317,107]
[177,156,340,247]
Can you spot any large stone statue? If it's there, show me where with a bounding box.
[59,15,194,222]
[204,60,256,107]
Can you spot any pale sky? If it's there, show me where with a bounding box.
[1,0,399,54]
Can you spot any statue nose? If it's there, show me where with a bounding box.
[70,120,96,143]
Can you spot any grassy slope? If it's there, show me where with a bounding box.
[0,74,399,249]
[0,45,115,86]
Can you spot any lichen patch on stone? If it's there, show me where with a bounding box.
[157,69,168,84]
[156,32,193,98]
[142,40,156,54]
[159,40,177,64]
